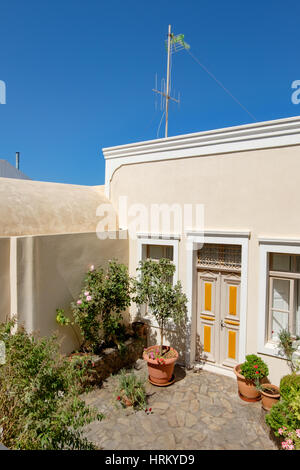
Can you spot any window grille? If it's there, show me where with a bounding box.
[197,244,241,271]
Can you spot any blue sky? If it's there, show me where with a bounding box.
[0,0,299,185]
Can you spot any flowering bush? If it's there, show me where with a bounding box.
[278,427,300,450]
[57,260,132,353]
[240,354,269,385]
[266,373,300,445]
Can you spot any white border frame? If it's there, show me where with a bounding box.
[258,237,300,357]
[185,230,250,368]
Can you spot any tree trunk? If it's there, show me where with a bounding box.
[160,322,164,356]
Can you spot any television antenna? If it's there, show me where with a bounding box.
[153,25,190,138]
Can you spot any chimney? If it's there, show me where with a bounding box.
[16,152,20,170]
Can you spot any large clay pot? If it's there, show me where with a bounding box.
[261,384,280,411]
[234,364,261,402]
[143,346,178,386]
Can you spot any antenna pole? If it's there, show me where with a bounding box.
[165,24,171,138]
[16,152,20,170]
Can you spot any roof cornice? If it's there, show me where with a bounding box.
[103,115,300,159]
[102,115,300,197]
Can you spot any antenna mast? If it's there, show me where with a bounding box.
[153,25,190,138]
[165,24,172,138]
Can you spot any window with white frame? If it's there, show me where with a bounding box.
[138,240,178,322]
[144,244,173,262]
[268,253,300,342]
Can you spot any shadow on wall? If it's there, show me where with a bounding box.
[195,333,208,366]
[135,311,191,366]
[17,233,129,355]
[164,315,189,365]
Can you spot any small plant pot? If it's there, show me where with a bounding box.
[132,321,147,338]
[234,364,262,402]
[143,345,178,386]
[119,389,133,407]
[122,396,133,407]
[261,384,280,411]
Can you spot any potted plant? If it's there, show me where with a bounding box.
[133,258,187,386]
[132,321,147,339]
[115,369,147,410]
[278,329,300,374]
[259,384,280,411]
[234,354,269,402]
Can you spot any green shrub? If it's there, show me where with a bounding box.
[0,320,103,450]
[57,260,132,353]
[265,373,300,444]
[240,354,269,385]
[265,400,300,434]
[280,374,300,401]
[289,387,300,421]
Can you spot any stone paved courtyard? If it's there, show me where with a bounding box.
[83,359,277,450]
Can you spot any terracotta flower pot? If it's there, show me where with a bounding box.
[122,396,133,407]
[143,346,178,386]
[261,384,280,411]
[234,364,261,402]
[119,390,133,407]
[132,321,147,338]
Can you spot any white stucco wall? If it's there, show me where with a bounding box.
[11,231,128,353]
[108,143,300,385]
[0,238,10,323]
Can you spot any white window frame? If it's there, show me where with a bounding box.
[137,234,179,283]
[258,238,300,357]
[136,234,180,329]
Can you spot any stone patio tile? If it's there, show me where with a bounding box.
[83,361,277,450]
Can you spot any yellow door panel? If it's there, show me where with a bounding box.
[204,283,212,311]
[203,325,211,353]
[229,285,237,315]
[228,330,236,360]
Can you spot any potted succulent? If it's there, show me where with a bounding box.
[133,258,187,386]
[234,354,269,402]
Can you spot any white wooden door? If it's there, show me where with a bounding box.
[196,271,220,363]
[197,270,241,368]
[219,272,241,368]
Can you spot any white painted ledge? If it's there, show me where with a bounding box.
[103,115,300,197]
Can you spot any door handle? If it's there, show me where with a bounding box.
[220,320,225,328]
